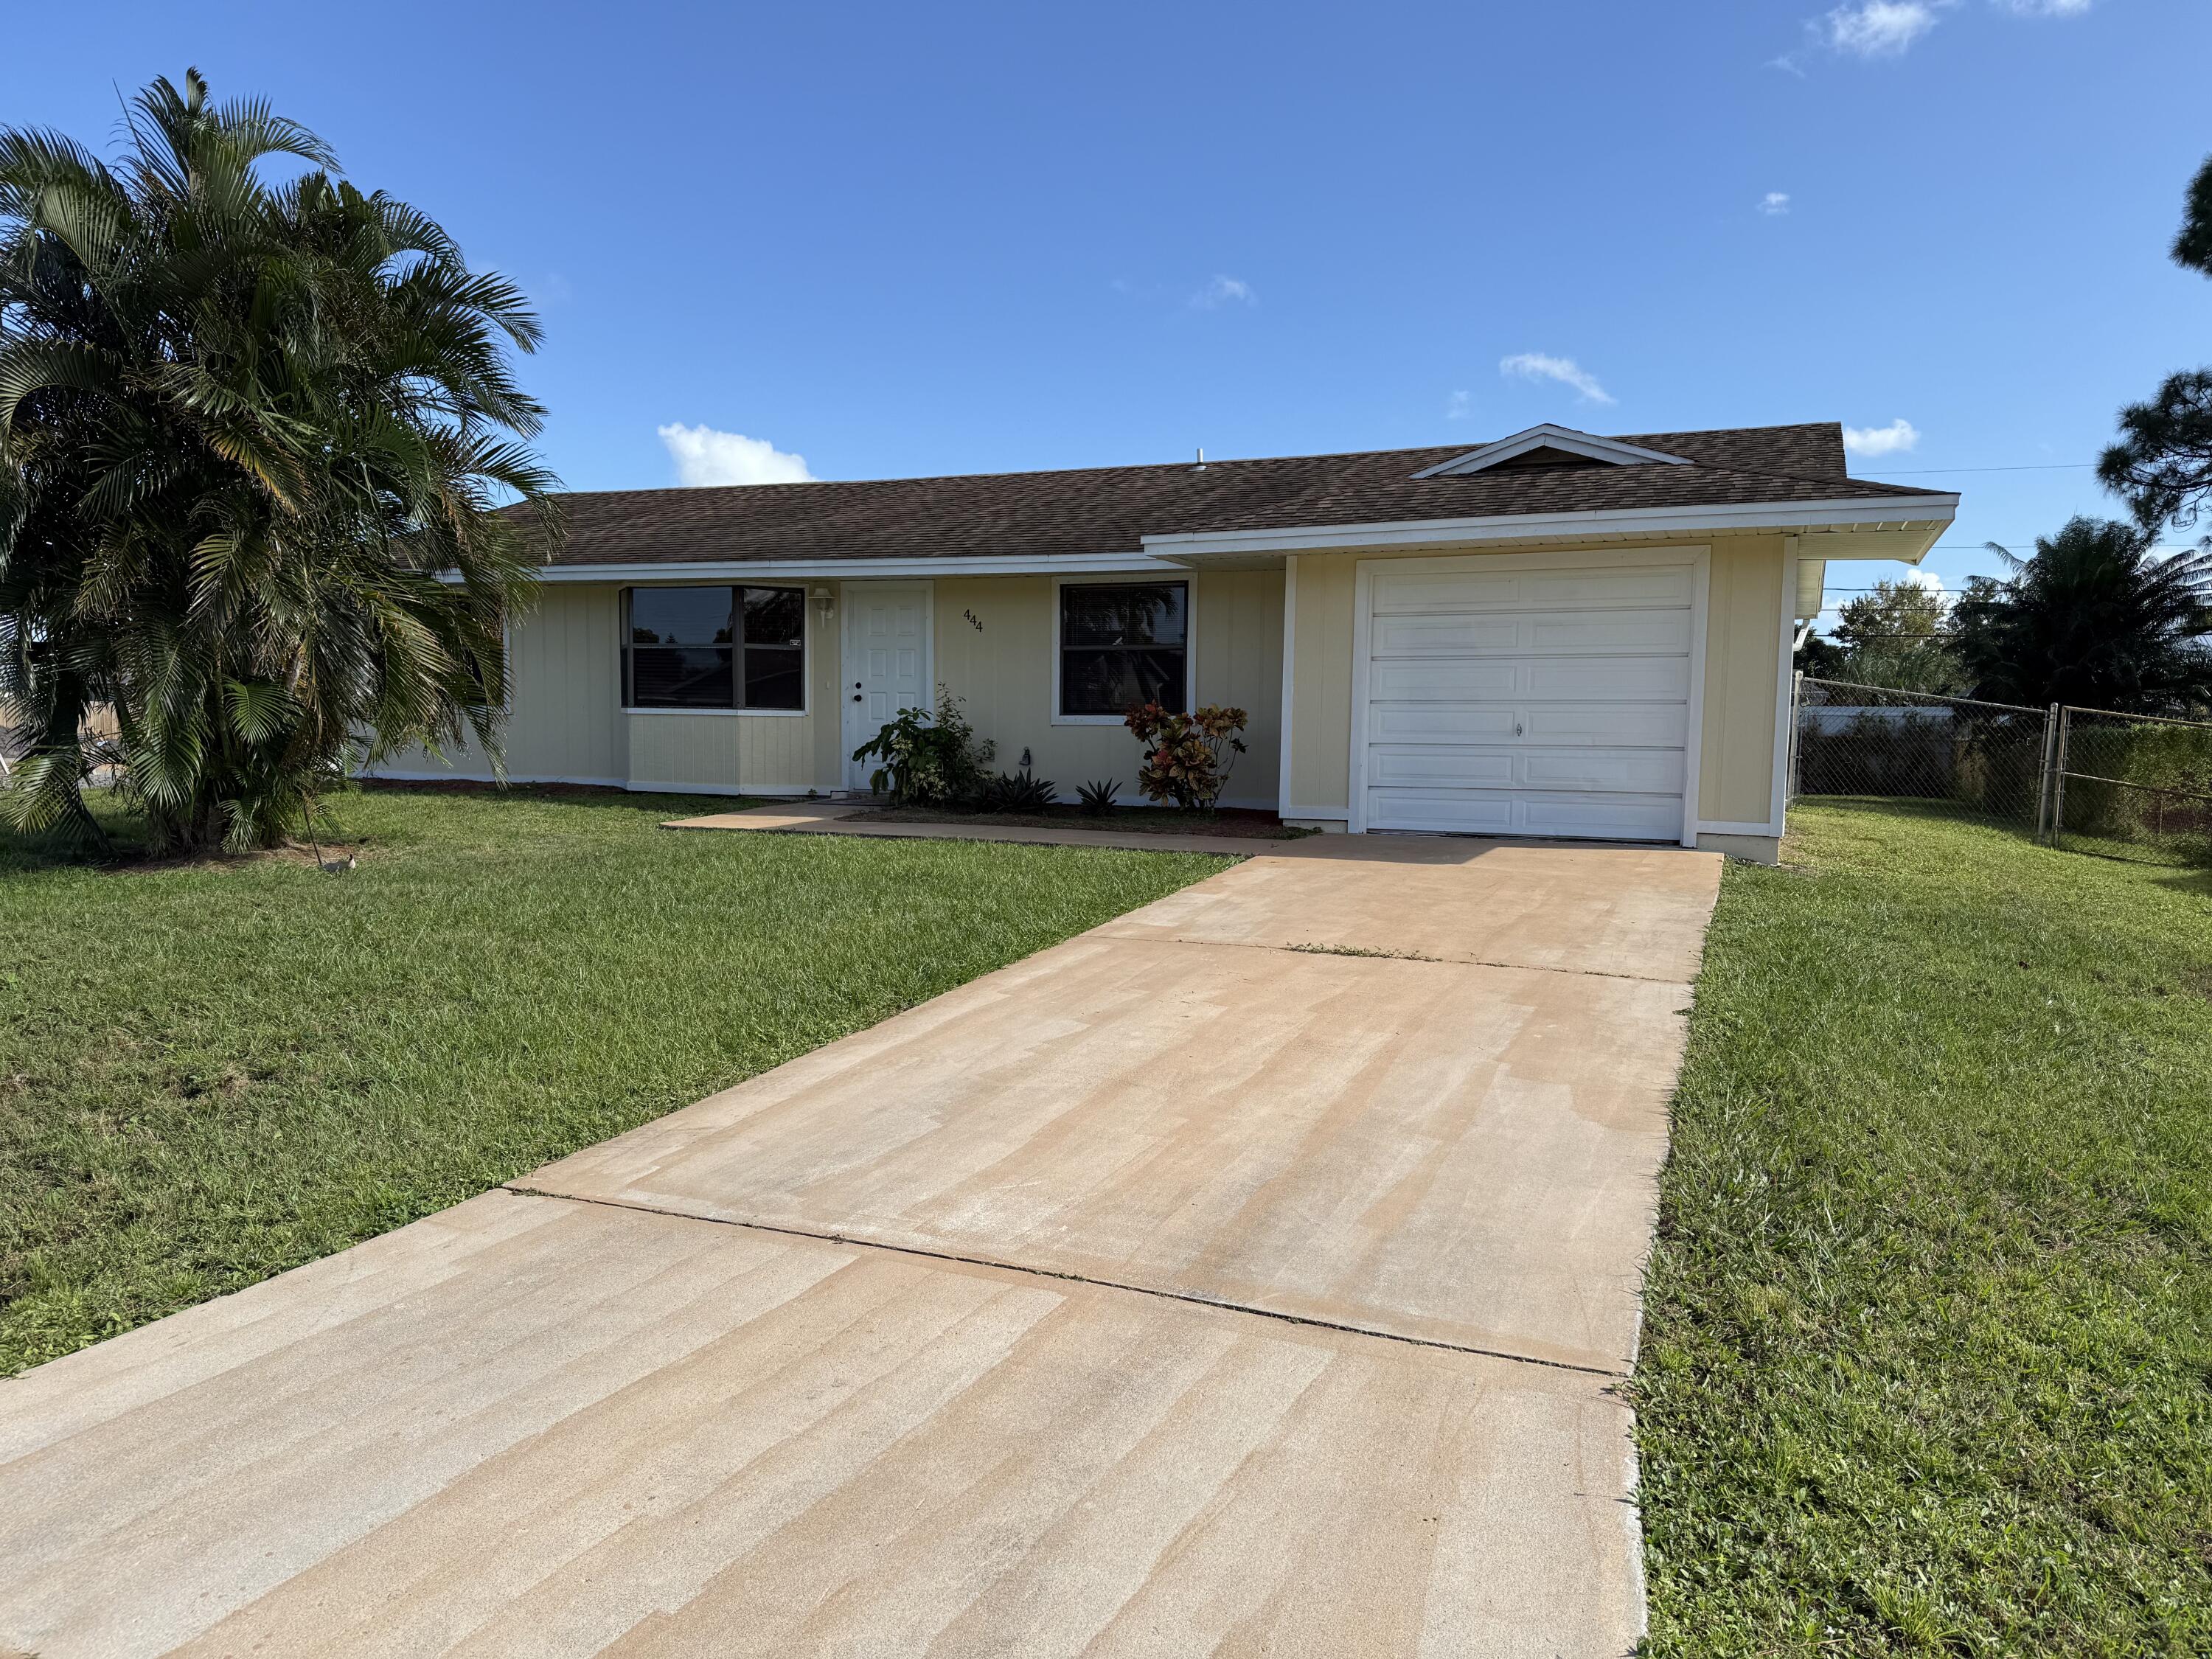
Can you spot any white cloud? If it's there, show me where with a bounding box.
[1823,1,1939,56]
[1445,389,1472,421]
[1759,192,1792,216]
[1843,417,1921,458]
[1898,566,1949,597]
[1499,352,1615,406]
[1994,0,2088,13]
[656,423,815,487]
[1191,274,1255,309]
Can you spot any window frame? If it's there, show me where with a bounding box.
[619,583,810,717]
[1050,574,1197,726]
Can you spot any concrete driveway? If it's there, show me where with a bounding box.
[0,834,1719,1658]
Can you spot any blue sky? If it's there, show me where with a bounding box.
[4,1,2206,626]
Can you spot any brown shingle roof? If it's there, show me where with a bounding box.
[532,423,1950,568]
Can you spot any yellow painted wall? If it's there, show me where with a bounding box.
[624,588,841,794]
[1281,535,1790,829]
[364,583,625,784]
[363,581,835,794]
[1698,536,1787,826]
[928,570,1283,807]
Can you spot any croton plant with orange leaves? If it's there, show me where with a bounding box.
[1124,703,1249,811]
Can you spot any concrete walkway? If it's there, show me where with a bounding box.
[0,833,1721,1658]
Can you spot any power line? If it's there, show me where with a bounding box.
[1860,462,2097,475]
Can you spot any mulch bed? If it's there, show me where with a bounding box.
[861,804,1309,840]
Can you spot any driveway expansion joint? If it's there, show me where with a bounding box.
[1157,931,1692,985]
[501,1183,1630,1382]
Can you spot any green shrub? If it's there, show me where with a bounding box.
[849,688,995,805]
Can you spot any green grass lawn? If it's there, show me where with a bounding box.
[1637,801,2212,1656]
[0,787,1230,1377]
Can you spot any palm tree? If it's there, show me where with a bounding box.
[1950,518,2212,713]
[0,69,560,853]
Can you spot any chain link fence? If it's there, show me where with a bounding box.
[2048,706,2212,866]
[1789,678,2053,836]
[1789,676,2212,866]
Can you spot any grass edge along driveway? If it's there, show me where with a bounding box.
[0,787,1232,1377]
[1635,801,2212,1657]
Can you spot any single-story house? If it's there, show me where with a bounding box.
[371,422,1957,863]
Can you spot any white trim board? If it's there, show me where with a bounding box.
[1768,538,1799,834]
[530,552,1172,584]
[1411,425,1693,479]
[1276,554,1299,821]
[1345,544,1711,849]
[1143,494,1958,560]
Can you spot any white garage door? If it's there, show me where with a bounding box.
[1359,558,1695,842]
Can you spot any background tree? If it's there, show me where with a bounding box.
[1950,518,2212,712]
[1802,576,1964,693]
[0,69,559,853]
[2100,154,2212,535]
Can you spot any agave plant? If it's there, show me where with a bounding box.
[978,768,1058,813]
[1077,777,1121,814]
[0,69,560,852]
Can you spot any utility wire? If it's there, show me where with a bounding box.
[1860,462,2098,475]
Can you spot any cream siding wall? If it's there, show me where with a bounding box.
[928,571,1283,807]
[1281,535,1791,830]
[365,584,624,784]
[1698,536,1789,827]
[371,542,1790,830]
[364,582,835,795]
[623,591,840,794]
[1284,554,1357,813]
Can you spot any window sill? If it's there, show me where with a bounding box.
[1048,712,1139,728]
[622,706,810,718]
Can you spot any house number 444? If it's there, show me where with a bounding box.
[962,609,984,632]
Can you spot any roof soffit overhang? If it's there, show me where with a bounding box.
[1141,494,1960,564]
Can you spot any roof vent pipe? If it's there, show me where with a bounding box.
[1192,448,1207,472]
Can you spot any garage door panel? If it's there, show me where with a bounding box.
[1367,789,1684,840]
[1370,613,1524,655]
[1371,657,1691,703]
[1368,746,1684,793]
[1368,703,1520,743]
[1366,748,1518,789]
[1517,793,1685,840]
[1526,611,1692,655]
[1366,790,1520,833]
[1522,656,1690,700]
[1521,748,1684,793]
[1369,659,1521,701]
[1374,608,1691,657]
[1371,566,1691,614]
[1523,703,1688,747]
[1367,702,1688,748]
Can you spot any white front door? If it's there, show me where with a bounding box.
[1356,555,1700,843]
[841,581,933,790]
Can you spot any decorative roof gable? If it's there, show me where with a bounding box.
[1409,423,1694,480]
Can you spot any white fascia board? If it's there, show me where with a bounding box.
[519,551,1171,583]
[1140,493,1960,560]
[1411,425,1694,479]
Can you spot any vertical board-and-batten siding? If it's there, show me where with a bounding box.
[364,583,625,785]
[1281,535,1789,828]
[928,571,1284,808]
[364,571,1287,804]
